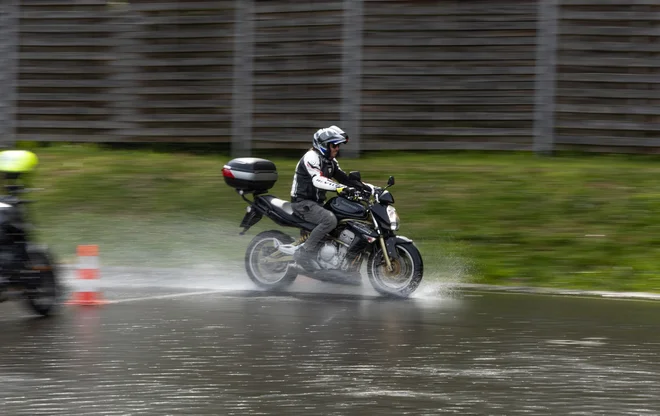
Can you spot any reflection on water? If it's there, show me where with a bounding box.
[0,291,659,415]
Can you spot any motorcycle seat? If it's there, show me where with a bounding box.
[269,197,294,216]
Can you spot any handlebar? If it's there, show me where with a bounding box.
[340,185,382,203]
[338,177,394,203]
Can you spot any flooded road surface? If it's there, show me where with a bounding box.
[1,270,659,415]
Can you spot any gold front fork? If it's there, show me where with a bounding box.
[379,236,393,271]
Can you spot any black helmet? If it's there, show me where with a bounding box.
[312,125,349,157]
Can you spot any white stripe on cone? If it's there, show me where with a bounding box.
[78,256,100,269]
[74,278,100,292]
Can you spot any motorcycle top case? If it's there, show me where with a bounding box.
[222,157,278,193]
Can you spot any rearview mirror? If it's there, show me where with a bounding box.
[349,171,362,182]
[387,176,395,186]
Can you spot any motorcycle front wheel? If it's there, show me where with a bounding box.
[23,247,60,317]
[245,230,298,290]
[367,241,423,298]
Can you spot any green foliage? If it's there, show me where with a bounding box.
[18,143,660,293]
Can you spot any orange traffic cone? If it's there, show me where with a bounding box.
[66,245,108,306]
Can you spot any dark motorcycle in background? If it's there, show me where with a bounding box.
[223,157,424,298]
[0,150,60,316]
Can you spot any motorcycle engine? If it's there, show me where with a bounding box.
[317,229,355,270]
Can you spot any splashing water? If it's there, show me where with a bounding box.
[56,215,473,301]
[412,245,474,300]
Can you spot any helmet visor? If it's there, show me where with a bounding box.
[328,135,348,147]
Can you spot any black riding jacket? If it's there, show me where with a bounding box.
[290,149,360,203]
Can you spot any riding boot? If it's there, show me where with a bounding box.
[293,246,321,272]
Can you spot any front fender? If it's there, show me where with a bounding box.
[384,235,416,260]
[383,236,410,260]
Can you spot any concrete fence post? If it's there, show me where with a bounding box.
[0,0,18,148]
[340,0,364,158]
[231,0,255,158]
[533,0,559,155]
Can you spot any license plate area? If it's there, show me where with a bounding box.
[240,207,263,229]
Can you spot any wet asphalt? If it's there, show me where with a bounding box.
[1,268,659,415]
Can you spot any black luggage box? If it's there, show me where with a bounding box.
[222,157,278,193]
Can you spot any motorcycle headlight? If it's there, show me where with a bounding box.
[386,205,400,231]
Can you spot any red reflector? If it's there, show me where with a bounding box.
[222,167,234,178]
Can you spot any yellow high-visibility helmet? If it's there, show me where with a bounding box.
[0,150,39,173]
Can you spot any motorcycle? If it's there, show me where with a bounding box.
[0,150,60,316]
[223,157,424,298]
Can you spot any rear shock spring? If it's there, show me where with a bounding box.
[295,230,310,246]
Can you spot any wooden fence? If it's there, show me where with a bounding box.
[556,1,659,152]
[0,0,658,155]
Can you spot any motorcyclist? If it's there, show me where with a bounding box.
[290,125,369,271]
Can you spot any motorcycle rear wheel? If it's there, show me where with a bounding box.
[245,230,298,290]
[367,241,423,298]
